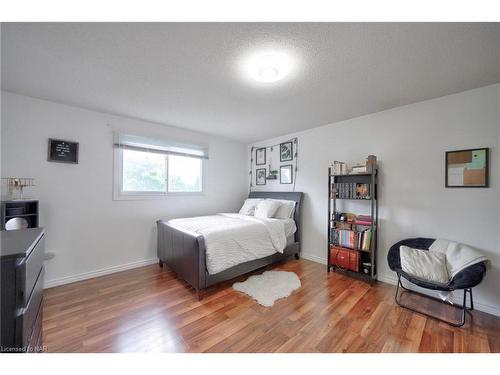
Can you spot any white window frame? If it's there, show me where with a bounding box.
[113,147,205,200]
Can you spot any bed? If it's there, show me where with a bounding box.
[157,191,303,299]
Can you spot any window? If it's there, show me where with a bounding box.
[122,149,166,192]
[167,155,203,193]
[114,133,206,199]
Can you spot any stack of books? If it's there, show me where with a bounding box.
[330,228,372,251]
[350,164,367,174]
[355,215,373,226]
[333,229,356,249]
[332,183,373,199]
[330,161,347,175]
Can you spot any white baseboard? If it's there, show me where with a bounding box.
[44,258,159,289]
[300,253,500,317]
[300,253,327,265]
[468,301,500,317]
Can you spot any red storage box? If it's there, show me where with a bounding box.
[330,246,360,272]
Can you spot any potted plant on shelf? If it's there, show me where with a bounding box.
[266,170,279,180]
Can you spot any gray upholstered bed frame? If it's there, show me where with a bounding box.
[157,191,303,299]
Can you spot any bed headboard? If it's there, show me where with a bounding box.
[248,191,304,243]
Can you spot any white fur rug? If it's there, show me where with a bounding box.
[233,271,301,307]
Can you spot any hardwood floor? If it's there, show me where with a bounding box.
[42,259,500,353]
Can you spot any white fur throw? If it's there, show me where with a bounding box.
[429,239,488,278]
[233,271,301,307]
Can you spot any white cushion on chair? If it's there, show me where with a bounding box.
[400,245,449,284]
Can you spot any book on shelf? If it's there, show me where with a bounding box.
[329,228,372,251]
[331,182,373,199]
[356,214,372,221]
[330,161,347,175]
[350,164,367,174]
[355,214,373,226]
[355,221,373,226]
[361,230,372,251]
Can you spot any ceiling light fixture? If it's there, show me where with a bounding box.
[242,51,295,84]
[259,66,279,80]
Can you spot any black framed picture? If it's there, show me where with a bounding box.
[256,148,266,165]
[280,165,293,184]
[256,168,267,185]
[445,148,489,188]
[48,138,79,164]
[280,141,293,162]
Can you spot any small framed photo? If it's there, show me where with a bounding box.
[280,141,293,162]
[445,148,489,188]
[256,168,267,185]
[256,148,266,166]
[280,165,293,184]
[356,183,369,199]
[48,138,79,164]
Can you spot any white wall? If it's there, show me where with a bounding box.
[250,84,500,316]
[1,92,249,287]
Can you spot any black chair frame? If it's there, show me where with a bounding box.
[395,273,473,327]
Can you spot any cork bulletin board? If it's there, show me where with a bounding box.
[445,148,489,188]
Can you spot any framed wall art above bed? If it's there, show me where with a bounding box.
[280,165,293,184]
[280,141,293,162]
[256,168,267,185]
[256,147,266,165]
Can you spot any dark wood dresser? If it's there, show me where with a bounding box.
[1,228,45,353]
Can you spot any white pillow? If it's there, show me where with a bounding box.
[254,200,281,219]
[268,199,296,219]
[239,199,263,216]
[400,245,449,284]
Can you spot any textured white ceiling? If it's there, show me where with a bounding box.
[2,23,499,142]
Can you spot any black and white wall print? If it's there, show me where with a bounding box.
[280,141,293,162]
[280,165,293,184]
[256,148,266,165]
[256,168,267,185]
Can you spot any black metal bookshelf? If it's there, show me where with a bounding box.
[327,167,378,284]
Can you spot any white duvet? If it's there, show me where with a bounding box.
[168,213,296,275]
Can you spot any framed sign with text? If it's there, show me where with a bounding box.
[48,138,79,164]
